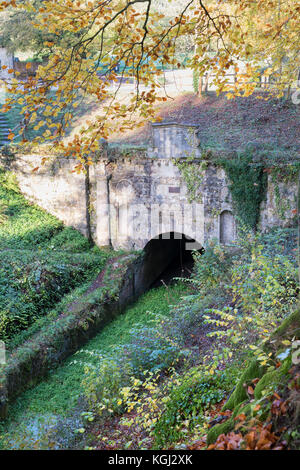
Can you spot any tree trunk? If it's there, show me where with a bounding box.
[198,75,203,97]
[84,163,93,246]
[298,170,300,291]
[204,73,209,93]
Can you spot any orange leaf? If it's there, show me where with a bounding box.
[235,413,246,422]
[32,167,39,172]
[245,431,257,450]
[26,63,32,69]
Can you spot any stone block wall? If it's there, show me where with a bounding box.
[148,122,201,159]
[1,148,297,252]
[101,154,205,249]
[1,153,89,236]
[260,176,297,231]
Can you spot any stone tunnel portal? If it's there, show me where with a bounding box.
[141,232,204,288]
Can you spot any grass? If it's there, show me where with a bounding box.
[0,170,63,250]
[0,282,188,448]
[0,168,112,342]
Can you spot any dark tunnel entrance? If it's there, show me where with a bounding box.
[141,232,204,288]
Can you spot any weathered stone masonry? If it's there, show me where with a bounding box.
[1,123,297,250]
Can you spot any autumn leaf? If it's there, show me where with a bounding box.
[245,431,257,450]
[235,413,246,422]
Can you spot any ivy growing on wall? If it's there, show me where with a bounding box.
[268,164,300,220]
[269,164,300,183]
[175,150,298,233]
[174,156,207,203]
[218,152,268,231]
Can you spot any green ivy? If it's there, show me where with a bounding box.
[269,164,300,220]
[153,368,235,448]
[219,152,268,231]
[269,164,300,183]
[174,157,207,203]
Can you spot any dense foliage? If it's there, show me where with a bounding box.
[0,284,187,449]
[0,168,110,342]
[88,229,297,450]
[1,225,297,450]
[153,368,234,447]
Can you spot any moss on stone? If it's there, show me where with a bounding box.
[206,417,235,446]
[232,401,249,418]
[224,309,300,412]
[271,308,300,342]
[207,398,269,446]
[207,400,265,446]
[254,357,292,400]
[207,310,299,447]
[222,359,266,411]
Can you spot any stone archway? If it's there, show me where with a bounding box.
[135,232,204,289]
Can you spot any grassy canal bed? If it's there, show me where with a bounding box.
[0,283,188,449]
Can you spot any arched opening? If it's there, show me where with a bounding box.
[220,210,236,245]
[138,232,204,289]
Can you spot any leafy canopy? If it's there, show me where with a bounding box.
[0,0,299,165]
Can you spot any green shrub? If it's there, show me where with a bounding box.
[82,353,132,418]
[192,242,232,289]
[47,227,91,252]
[81,311,187,419]
[0,250,110,342]
[259,227,297,261]
[231,246,298,319]
[154,368,233,447]
[123,319,184,375]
